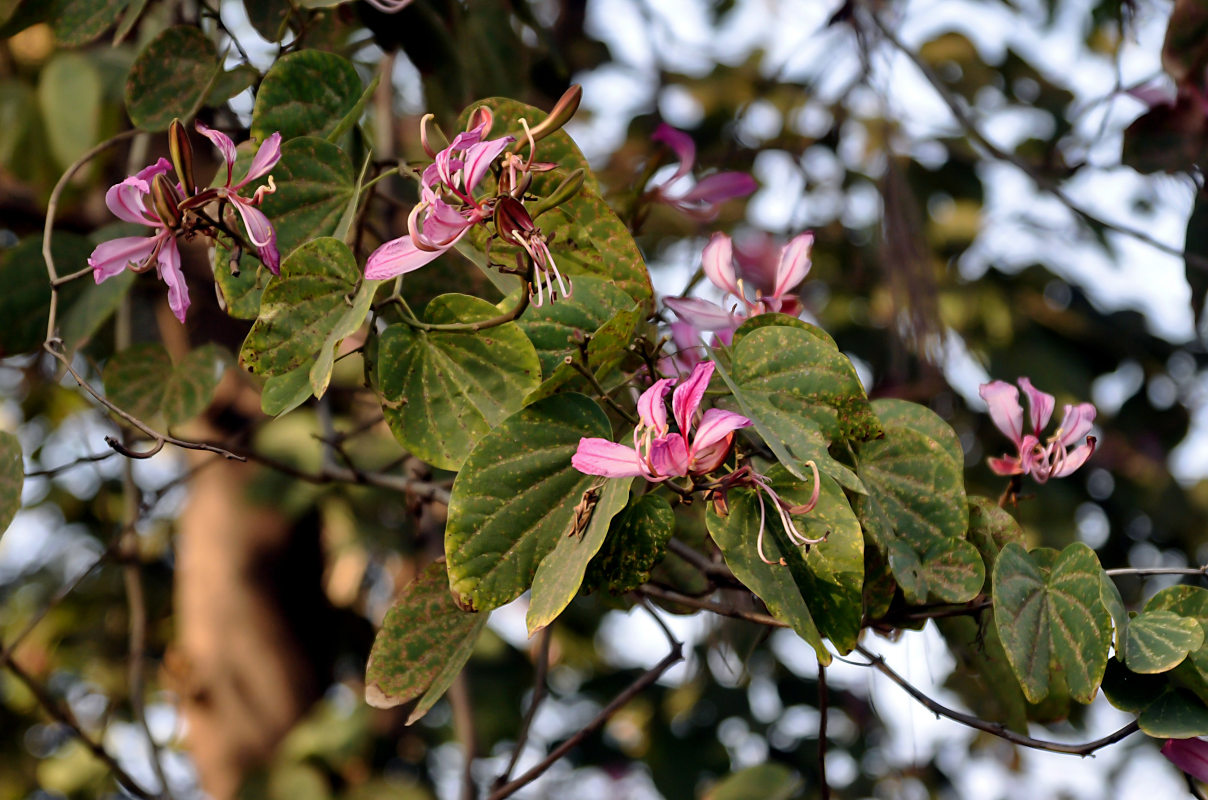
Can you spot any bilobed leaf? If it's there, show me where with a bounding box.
[444,394,612,612]
[365,561,487,725]
[103,343,231,427]
[1100,572,1129,652]
[212,252,270,320]
[125,26,218,131]
[252,50,362,142]
[966,497,1024,579]
[0,431,23,537]
[52,0,126,46]
[856,399,972,602]
[456,99,652,310]
[1123,610,1204,674]
[38,52,101,168]
[206,64,259,105]
[992,542,1112,704]
[1145,585,1208,704]
[243,0,293,42]
[377,294,541,470]
[239,237,365,378]
[526,476,633,634]
[703,763,802,800]
[1101,657,1168,714]
[937,615,1030,733]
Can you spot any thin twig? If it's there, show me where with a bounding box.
[1105,566,1208,577]
[639,584,786,628]
[25,450,117,478]
[819,663,830,800]
[485,645,684,800]
[232,446,451,504]
[495,627,553,789]
[1,647,156,799]
[448,673,477,800]
[666,538,741,585]
[853,644,1140,756]
[868,12,1208,272]
[564,358,639,425]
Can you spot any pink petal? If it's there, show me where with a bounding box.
[365,235,450,280]
[420,199,474,246]
[987,454,1024,476]
[672,360,713,437]
[979,380,1024,446]
[636,378,673,434]
[89,236,157,282]
[462,136,513,191]
[233,202,279,274]
[571,438,644,478]
[772,232,813,299]
[689,434,734,474]
[239,131,282,186]
[105,160,172,226]
[651,123,695,184]
[678,171,757,205]
[1054,402,1096,447]
[1163,738,1208,783]
[701,232,741,296]
[1051,437,1096,478]
[648,434,690,478]
[194,121,237,185]
[155,237,189,323]
[663,296,743,332]
[691,407,751,452]
[1018,377,1055,435]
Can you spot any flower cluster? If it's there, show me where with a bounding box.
[572,361,750,481]
[647,123,757,221]
[979,377,1096,483]
[662,231,813,371]
[88,120,281,322]
[366,106,573,306]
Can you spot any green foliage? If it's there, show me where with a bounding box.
[364,561,487,724]
[376,294,541,470]
[585,493,675,595]
[51,0,126,46]
[239,237,375,400]
[258,137,357,262]
[38,52,102,168]
[703,763,803,800]
[1122,610,1204,674]
[855,399,978,603]
[526,476,632,634]
[0,431,23,538]
[993,543,1112,704]
[252,50,362,142]
[444,394,611,612]
[125,26,218,131]
[102,343,230,427]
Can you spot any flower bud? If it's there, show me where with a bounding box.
[150,172,182,229]
[168,118,196,197]
[493,195,536,243]
[527,84,582,143]
[529,168,585,219]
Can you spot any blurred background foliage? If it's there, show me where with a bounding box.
[2,0,1208,797]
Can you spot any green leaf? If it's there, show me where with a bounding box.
[239,237,365,379]
[252,50,362,142]
[376,294,542,471]
[992,542,1112,704]
[258,137,357,262]
[732,325,882,444]
[1101,658,1168,714]
[937,614,1030,733]
[52,0,127,46]
[1138,689,1208,738]
[206,64,259,106]
[444,394,611,612]
[855,399,972,602]
[38,52,101,168]
[0,234,92,357]
[703,763,802,800]
[125,26,218,132]
[585,493,675,595]
[966,496,1024,580]
[0,431,23,537]
[261,365,313,417]
[212,252,271,320]
[526,476,633,634]
[517,275,638,376]
[243,0,293,42]
[1123,610,1205,674]
[103,343,231,427]
[1100,572,1129,652]
[707,468,864,662]
[457,99,652,310]
[58,268,135,353]
[1145,585,1208,704]
[364,561,487,725]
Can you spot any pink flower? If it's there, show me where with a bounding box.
[88,158,190,323]
[192,121,282,273]
[979,378,1096,483]
[664,231,813,343]
[572,361,751,481]
[648,124,757,220]
[366,112,513,280]
[1163,738,1208,783]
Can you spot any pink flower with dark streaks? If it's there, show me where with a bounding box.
[980,378,1096,483]
[648,123,756,220]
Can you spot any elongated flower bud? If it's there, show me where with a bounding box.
[168,118,196,197]
[527,84,582,143]
[530,168,585,219]
[150,172,182,228]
